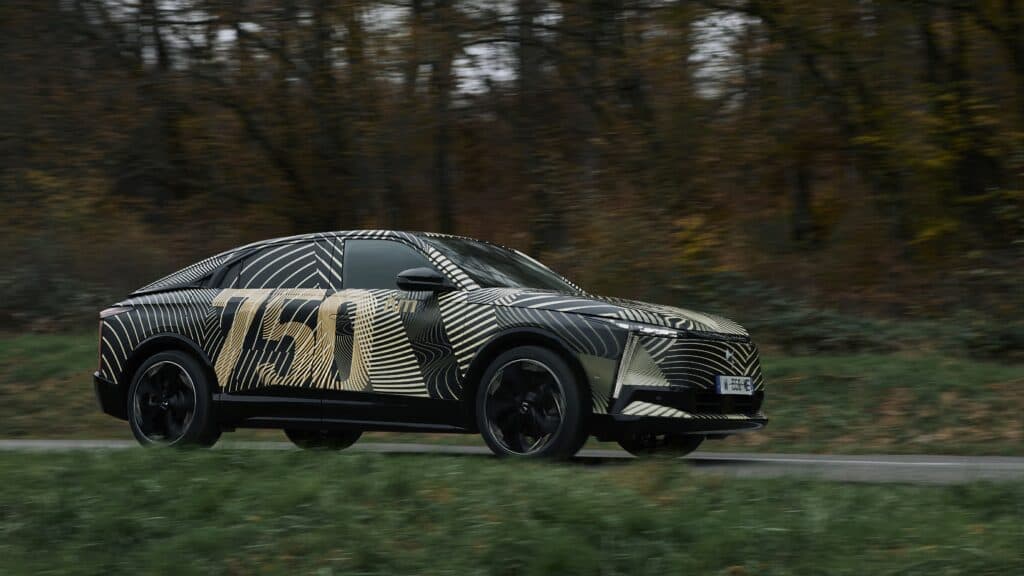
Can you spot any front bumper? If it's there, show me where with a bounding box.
[612,410,768,435]
[601,331,767,436]
[608,384,767,435]
[93,371,126,420]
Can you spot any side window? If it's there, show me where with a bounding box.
[238,242,322,289]
[343,239,438,290]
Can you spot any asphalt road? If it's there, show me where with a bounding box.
[1,439,1021,484]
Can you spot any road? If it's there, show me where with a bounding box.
[1,439,1021,484]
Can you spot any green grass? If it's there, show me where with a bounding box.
[715,353,1024,455]
[0,332,97,382]
[0,332,120,439]
[0,450,1020,575]
[0,333,1022,455]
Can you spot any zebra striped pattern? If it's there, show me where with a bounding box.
[614,336,672,389]
[489,291,749,337]
[437,291,498,375]
[103,230,758,420]
[131,231,480,295]
[319,238,344,289]
[362,290,430,397]
[642,335,764,391]
[496,292,621,316]
[602,298,748,336]
[492,307,623,358]
[99,289,222,382]
[404,296,461,400]
[318,290,376,392]
[421,245,477,290]
[620,400,765,420]
[491,306,625,414]
[236,290,322,390]
[237,242,323,290]
[620,400,686,418]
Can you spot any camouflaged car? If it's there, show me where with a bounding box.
[95,231,766,457]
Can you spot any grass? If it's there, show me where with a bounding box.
[0,450,1020,575]
[0,333,1022,455]
[0,332,120,439]
[715,353,1024,455]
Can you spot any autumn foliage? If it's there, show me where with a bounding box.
[1,1,1021,350]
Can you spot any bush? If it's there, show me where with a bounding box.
[668,272,1021,361]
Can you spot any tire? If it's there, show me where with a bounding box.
[285,429,362,450]
[476,345,588,459]
[127,350,220,448]
[617,432,703,458]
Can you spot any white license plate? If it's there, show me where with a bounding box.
[716,375,754,395]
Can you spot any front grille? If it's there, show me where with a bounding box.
[639,335,764,391]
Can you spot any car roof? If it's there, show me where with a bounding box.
[222,230,505,251]
[132,230,511,295]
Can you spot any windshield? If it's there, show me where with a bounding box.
[424,237,579,293]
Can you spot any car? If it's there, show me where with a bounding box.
[94,230,766,457]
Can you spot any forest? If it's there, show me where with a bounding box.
[2,1,1022,358]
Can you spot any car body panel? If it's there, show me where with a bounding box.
[96,230,766,435]
[478,289,749,337]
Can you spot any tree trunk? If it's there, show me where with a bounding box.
[429,0,455,234]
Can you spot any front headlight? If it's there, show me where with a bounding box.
[597,318,681,338]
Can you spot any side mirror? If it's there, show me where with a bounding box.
[396,267,455,292]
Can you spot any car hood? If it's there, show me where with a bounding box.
[483,289,749,337]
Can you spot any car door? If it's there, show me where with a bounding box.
[210,240,331,425]
[320,238,463,428]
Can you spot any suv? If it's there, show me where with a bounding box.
[95,231,766,457]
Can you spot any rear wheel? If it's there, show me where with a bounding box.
[284,429,362,450]
[476,346,588,458]
[617,432,703,458]
[127,351,220,448]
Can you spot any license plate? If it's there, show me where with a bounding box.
[716,375,754,395]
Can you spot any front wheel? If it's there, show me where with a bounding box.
[284,429,362,450]
[617,432,703,458]
[127,350,220,448]
[476,346,588,459]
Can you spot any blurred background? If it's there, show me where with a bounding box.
[0,0,1022,452]
[0,4,1022,573]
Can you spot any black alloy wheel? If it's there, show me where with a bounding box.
[284,429,363,450]
[477,346,587,458]
[617,431,703,458]
[128,350,220,447]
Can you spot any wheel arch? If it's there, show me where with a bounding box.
[460,327,592,430]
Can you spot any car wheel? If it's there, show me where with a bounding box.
[617,432,703,458]
[127,350,220,448]
[476,345,588,459]
[284,429,362,450]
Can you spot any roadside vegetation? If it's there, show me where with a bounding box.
[1,333,1021,455]
[0,450,1020,575]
